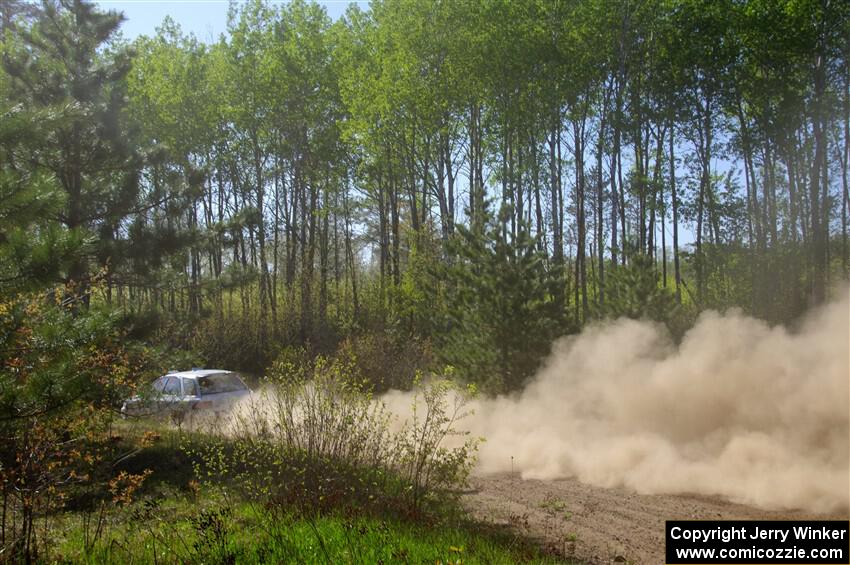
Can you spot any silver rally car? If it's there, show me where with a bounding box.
[121,369,251,423]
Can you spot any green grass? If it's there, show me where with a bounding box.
[538,496,573,522]
[40,421,569,564]
[48,495,566,564]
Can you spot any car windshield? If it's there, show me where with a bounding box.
[197,373,246,395]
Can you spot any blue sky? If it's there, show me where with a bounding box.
[95,1,367,42]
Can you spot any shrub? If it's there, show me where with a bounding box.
[189,312,280,375]
[333,333,435,392]
[191,358,478,520]
[598,254,679,324]
[393,376,478,511]
[0,289,202,561]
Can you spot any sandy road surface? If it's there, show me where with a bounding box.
[462,473,849,564]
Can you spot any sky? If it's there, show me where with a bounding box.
[95,1,367,42]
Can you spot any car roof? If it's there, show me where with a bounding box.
[163,369,234,380]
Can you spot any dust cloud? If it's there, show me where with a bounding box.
[388,291,850,514]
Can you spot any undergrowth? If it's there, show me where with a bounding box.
[37,360,568,563]
[191,352,479,520]
[52,494,567,564]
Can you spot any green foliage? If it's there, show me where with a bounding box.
[598,254,679,324]
[440,210,569,391]
[0,290,128,560]
[0,293,126,422]
[0,103,81,294]
[1,0,142,295]
[188,309,280,375]
[0,287,206,561]
[3,0,847,560]
[394,375,478,511]
[54,496,562,564]
[191,359,477,520]
[387,231,446,338]
[334,333,434,392]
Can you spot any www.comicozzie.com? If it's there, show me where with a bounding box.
[665,521,850,564]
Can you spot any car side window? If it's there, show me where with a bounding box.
[198,373,248,395]
[152,377,166,392]
[162,377,181,395]
[181,378,198,396]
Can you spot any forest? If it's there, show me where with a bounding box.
[1,0,848,562]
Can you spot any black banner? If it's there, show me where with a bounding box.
[666,521,849,564]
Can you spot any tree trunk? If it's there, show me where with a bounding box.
[841,64,850,279]
[670,120,681,303]
[596,111,606,305]
[811,44,827,304]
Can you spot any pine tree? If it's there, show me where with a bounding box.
[441,206,568,391]
[1,0,141,303]
[598,254,678,323]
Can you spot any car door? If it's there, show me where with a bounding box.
[152,377,167,393]
[145,376,169,415]
[159,376,182,414]
[197,373,249,410]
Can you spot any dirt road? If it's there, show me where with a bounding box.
[462,473,849,564]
